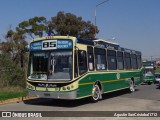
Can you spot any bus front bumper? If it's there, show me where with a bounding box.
[143,79,155,83]
[27,89,77,100]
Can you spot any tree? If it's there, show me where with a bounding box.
[1,29,27,65]
[49,11,99,38]
[0,52,25,88]
[18,16,47,39]
[17,12,98,39]
[0,28,27,88]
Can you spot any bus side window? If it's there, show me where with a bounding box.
[137,55,142,69]
[78,50,87,75]
[117,51,124,70]
[87,46,94,71]
[124,52,131,69]
[131,54,138,69]
[107,50,117,70]
[94,48,107,70]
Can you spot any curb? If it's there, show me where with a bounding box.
[0,96,37,105]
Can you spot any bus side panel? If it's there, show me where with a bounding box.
[135,70,144,85]
[120,71,142,86]
[77,84,93,98]
[103,80,128,93]
[77,70,142,99]
[77,75,94,98]
[77,73,127,98]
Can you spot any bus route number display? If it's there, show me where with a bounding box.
[42,40,72,50]
[42,40,57,50]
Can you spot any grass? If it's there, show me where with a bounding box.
[155,68,160,73]
[0,87,27,101]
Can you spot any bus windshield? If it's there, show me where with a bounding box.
[28,50,72,81]
[144,68,154,76]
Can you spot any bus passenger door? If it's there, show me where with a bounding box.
[78,50,87,75]
[74,50,78,78]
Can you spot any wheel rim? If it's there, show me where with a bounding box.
[92,85,100,101]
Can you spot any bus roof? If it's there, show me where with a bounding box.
[77,38,141,55]
[30,36,76,43]
[30,35,141,55]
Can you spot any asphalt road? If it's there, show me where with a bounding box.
[0,83,160,120]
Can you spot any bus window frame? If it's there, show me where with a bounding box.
[107,50,117,70]
[94,47,107,71]
[117,51,124,70]
[87,46,95,71]
[137,55,142,69]
[78,50,88,75]
[74,50,78,78]
[131,54,138,69]
[124,52,132,70]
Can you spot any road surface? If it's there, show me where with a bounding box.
[0,83,160,120]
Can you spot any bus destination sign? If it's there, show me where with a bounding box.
[30,41,42,51]
[57,40,72,49]
[30,40,72,51]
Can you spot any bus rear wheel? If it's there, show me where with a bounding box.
[90,84,102,102]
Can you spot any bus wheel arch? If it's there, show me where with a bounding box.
[90,81,103,102]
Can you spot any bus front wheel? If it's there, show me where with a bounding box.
[90,84,102,102]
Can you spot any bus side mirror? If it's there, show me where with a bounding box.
[21,45,29,68]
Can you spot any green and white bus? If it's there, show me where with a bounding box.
[26,36,143,102]
[142,61,155,85]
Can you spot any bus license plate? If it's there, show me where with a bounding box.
[44,93,51,97]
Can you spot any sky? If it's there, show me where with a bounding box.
[0,0,160,59]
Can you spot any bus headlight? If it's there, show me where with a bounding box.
[63,87,66,91]
[27,85,34,90]
[67,86,70,90]
[71,85,74,89]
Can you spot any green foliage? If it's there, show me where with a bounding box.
[0,28,27,89]
[0,53,25,88]
[50,11,99,38]
[18,16,47,38]
[2,30,27,65]
[16,11,98,39]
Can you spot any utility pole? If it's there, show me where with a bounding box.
[94,0,110,38]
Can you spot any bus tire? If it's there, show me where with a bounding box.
[90,84,101,102]
[129,79,135,92]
